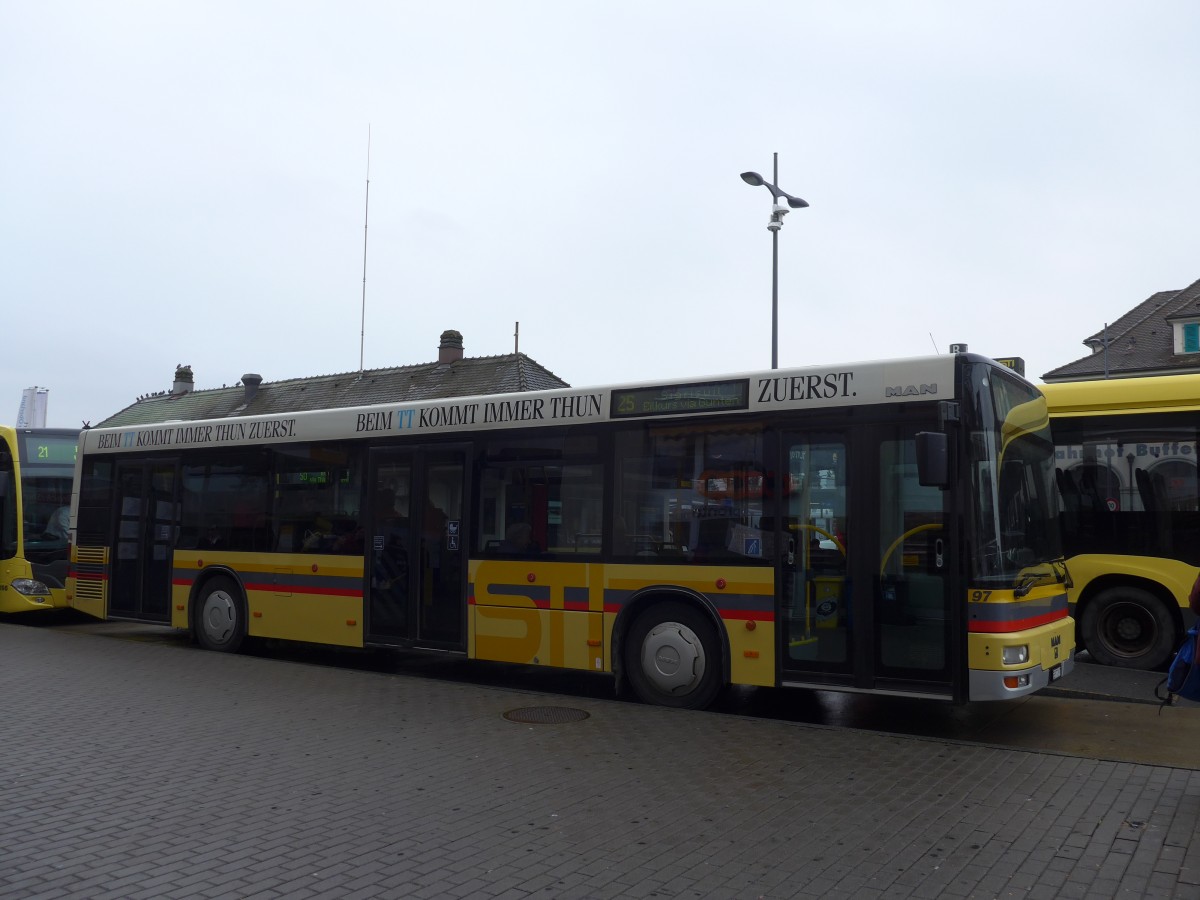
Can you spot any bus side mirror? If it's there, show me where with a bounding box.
[916,432,948,488]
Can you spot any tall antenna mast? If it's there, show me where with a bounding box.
[359,125,371,373]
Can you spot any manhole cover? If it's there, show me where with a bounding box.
[503,706,590,724]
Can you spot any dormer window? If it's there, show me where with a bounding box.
[1177,320,1200,354]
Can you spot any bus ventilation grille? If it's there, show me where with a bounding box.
[73,546,109,603]
[75,546,109,565]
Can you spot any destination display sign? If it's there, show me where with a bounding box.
[21,434,77,465]
[610,379,750,419]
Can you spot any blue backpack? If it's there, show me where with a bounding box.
[1158,624,1200,708]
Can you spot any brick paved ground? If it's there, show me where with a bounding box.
[2,623,1199,899]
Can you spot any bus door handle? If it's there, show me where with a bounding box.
[934,538,945,569]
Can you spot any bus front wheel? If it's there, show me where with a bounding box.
[1081,586,1175,670]
[625,602,722,709]
[195,576,247,653]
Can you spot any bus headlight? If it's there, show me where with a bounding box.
[1002,644,1030,665]
[12,578,51,596]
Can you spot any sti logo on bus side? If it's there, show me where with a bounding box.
[885,384,938,398]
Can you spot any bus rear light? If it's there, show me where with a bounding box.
[1004,674,1031,690]
[1002,645,1029,665]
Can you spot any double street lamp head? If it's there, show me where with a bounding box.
[741,162,808,371]
[740,171,809,208]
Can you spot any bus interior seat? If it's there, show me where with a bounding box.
[1078,465,1105,511]
[1151,471,1170,510]
[1055,468,1081,513]
[1135,468,1156,511]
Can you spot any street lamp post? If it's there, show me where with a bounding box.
[741,153,808,369]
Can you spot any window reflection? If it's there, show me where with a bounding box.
[615,425,767,562]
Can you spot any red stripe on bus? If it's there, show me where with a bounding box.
[173,578,362,599]
[242,583,363,598]
[464,597,767,619]
[720,609,776,622]
[968,609,1069,633]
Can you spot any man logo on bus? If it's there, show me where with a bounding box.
[885,384,938,398]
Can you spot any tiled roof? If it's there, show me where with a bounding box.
[1042,278,1200,381]
[98,352,570,428]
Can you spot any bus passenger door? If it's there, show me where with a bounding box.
[109,460,179,623]
[777,426,953,698]
[873,427,953,695]
[365,446,467,649]
[778,434,853,683]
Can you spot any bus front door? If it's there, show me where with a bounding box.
[365,447,467,649]
[778,426,954,698]
[872,428,954,697]
[109,460,179,623]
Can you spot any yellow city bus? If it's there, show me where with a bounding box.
[0,426,78,612]
[1042,374,1200,669]
[68,353,1073,706]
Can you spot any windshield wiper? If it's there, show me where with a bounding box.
[1013,573,1041,599]
[1013,558,1072,598]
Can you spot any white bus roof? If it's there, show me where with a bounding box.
[80,354,970,455]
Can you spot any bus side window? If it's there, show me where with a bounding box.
[475,434,603,556]
[0,470,13,559]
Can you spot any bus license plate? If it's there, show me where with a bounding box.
[1049,664,1063,682]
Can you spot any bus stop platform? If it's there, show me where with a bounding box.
[2,622,1199,899]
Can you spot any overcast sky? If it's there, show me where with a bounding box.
[4,2,1198,429]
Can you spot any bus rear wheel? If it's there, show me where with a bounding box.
[1081,586,1175,670]
[195,576,247,653]
[625,602,722,709]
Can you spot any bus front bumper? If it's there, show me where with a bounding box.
[968,651,1075,701]
[0,579,68,612]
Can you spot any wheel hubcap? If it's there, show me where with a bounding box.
[641,621,705,695]
[201,590,236,645]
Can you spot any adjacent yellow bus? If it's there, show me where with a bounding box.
[0,426,78,612]
[68,353,1073,706]
[1043,374,1200,669]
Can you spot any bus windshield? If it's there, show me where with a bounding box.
[16,431,75,562]
[0,427,77,613]
[964,365,1066,590]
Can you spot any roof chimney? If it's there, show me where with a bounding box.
[242,373,263,402]
[438,329,464,364]
[171,365,194,396]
